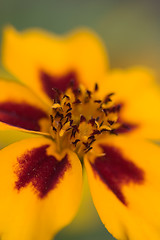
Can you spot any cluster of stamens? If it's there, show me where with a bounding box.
[49,84,121,157]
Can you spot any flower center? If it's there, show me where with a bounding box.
[50,84,121,158]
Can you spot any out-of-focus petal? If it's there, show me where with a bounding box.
[0,79,50,133]
[100,67,160,139]
[2,26,108,104]
[85,135,160,240]
[0,137,82,240]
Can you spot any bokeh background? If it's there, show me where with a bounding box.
[0,0,160,239]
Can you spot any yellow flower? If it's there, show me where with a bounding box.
[0,26,160,240]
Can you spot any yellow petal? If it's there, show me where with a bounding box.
[85,135,160,240]
[100,67,160,139]
[0,78,50,133]
[2,26,108,104]
[0,137,82,240]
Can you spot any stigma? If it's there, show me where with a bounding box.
[49,84,122,157]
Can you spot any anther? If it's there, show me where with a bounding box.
[52,126,57,132]
[94,83,99,91]
[83,142,90,148]
[89,138,96,145]
[109,104,122,113]
[66,102,71,108]
[80,115,86,123]
[103,108,108,116]
[63,118,69,125]
[94,100,102,103]
[59,122,63,130]
[63,94,70,100]
[108,92,115,97]
[55,112,64,120]
[72,125,79,132]
[66,127,72,132]
[50,115,53,123]
[108,120,114,125]
[96,117,100,122]
[71,129,76,138]
[66,107,72,113]
[70,120,73,126]
[85,147,93,153]
[100,128,110,133]
[104,92,115,103]
[99,121,104,127]
[71,125,79,138]
[73,99,81,104]
[91,130,101,135]
[86,90,92,98]
[65,112,72,119]
[88,118,96,126]
[72,139,80,146]
[88,135,95,140]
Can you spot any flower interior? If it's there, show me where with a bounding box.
[50,83,129,158]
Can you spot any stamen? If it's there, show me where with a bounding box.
[96,117,100,122]
[94,83,99,92]
[80,115,86,123]
[49,85,132,157]
[92,130,101,135]
[72,139,80,146]
[109,104,122,113]
[66,102,71,108]
[88,135,95,140]
[65,112,72,119]
[108,120,114,125]
[100,128,110,133]
[94,100,102,104]
[50,115,53,123]
[52,126,57,132]
[66,107,72,113]
[104,92,115,103]
[63,94,70,100]
[99,121,104,127]
[85,147,93,153]
[88,118,96,126]
[86,90,92,98]
[73,99,81,104]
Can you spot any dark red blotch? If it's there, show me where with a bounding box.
[0,101,48,131]
[108,103,138,134]
[114,122,138,134]
[91,144,144,205]
[15,145,71,198]
[40,70,78,99]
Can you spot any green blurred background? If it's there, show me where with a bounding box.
[0,0,159,239]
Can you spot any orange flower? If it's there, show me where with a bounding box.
[0,26,160,240]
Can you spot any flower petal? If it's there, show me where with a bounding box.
[85,135,160,240]
[100,67,160,139]
[0,79,50,133]
[0,137,82,240]
[2,26,108,104]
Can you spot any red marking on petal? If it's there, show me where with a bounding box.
[109,102,139,134]
[109,104,122,113]
[115,122,138,134]
[15,145,71,198]
[40,70,79,99]
[91,144,144,205]
[0,101,48,131]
